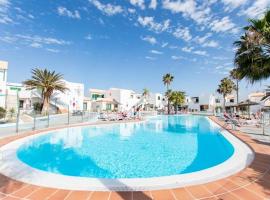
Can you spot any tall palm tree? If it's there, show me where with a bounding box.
[217,78,236,110]
[234,10,270,83]
[162,73,174,114]
[23,68,68,115]
[169,91,185,114]
[142,88,150,98]
[230,68,241,104]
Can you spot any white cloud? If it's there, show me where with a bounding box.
[128,8,136,14]
[194,34,219,48]
[193,50,208,56]
[0,0,9,6]
[149,0,157,9]
[57,7,80,19]
[145,56,156,60]
[0,14,12,24]
[0,35,16,43]
[89,0,123,16]
[28,14,34,19]
[141,35,157,45]
[130,0,145,9]
[171,55,182,60]
[222,0,248,11]
[150,50,163,54]
[202,40,219,47]
[162,0,211,25]
[182,46,194,53]
[194,33,211,44]
[17,35,71,45]
[240,0,270,18]
[182,46,208,56]
[30,43,42,48]
[85,34,92,40]
[0,0,12,24]
[210,16,238,34]
[161,42,168,48]
[0,34,71,47]
[173,27,192,41]
[46,48,60,53]
[138,16,170,33]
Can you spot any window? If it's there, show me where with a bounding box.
[215,99,220,103]
[92,94,104,100]
[157,96,160,100]
[83,103,87,110]
[106,104,112,110]
[192,97,199,103]
[200,105,209,111]
[131,95,134,98]
[19,100,24,108]
[230,99,234,103]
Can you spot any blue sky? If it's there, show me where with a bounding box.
[0,0,270,99]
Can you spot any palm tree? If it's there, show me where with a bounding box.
[142,88,150,98]
[217,78,236,110]
[162,73,174,114]
[230,68,241,104]
[169,91,185,114]
[23,68,68,115]
[234,10,270,83]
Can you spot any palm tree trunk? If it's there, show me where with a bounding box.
[175,105,177,114]
[167,84,170,115]
[236,80,239,113]
[42,96,50,115]
[223,95,226,112]
[236,80,239,104]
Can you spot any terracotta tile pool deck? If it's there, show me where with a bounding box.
[0,117,269,200]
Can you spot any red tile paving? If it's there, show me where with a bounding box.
[0,117,269,199]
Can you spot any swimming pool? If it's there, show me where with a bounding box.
[0,115,254,191]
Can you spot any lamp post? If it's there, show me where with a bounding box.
[15,88,21,133]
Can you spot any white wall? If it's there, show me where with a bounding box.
[53,80,84,112]
[106,88,140,111]
[0,61,8,108]
[149,93,164,109]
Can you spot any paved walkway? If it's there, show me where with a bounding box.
[0,117,269,199]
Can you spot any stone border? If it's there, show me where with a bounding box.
[0,117,254,191]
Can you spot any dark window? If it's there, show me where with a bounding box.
[215,99,220,103]
[230,99,234,103]
[92,94,104,100]
[192,97,199,103]
[19,100,24,108]
[158,96,160,100]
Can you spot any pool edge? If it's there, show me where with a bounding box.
[0,115,255,191]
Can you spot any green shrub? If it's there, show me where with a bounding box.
[9,108,15,119]
[0,107,6,119]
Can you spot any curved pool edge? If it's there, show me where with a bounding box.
[0,117,254,191]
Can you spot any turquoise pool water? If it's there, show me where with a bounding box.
[17,115,234,179]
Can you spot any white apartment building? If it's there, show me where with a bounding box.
[53,80,84,112]
[89,88,165,112]
[148,93,164,110]
[0,60,84,113]
[186,93,237,113]
[0,61,8,108]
